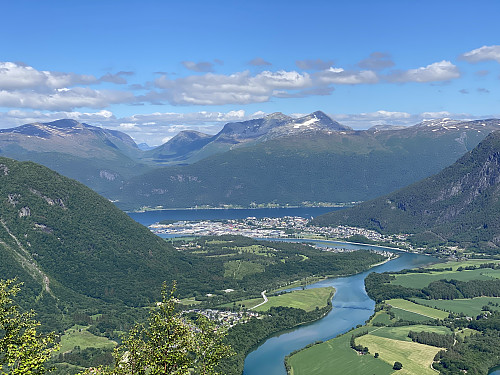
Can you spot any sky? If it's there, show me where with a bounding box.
[1,0,499,145]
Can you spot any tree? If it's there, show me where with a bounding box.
[0,279,59,374]
[96,282,233,375]
[393,361,403,370]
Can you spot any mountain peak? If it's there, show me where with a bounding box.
[264,112,291,121]
[45,119,83,128]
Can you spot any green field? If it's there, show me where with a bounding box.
[391,268,500,289]
[371,311,394,325]
[223,260,265,279]
[426,259,500,271]
[233,287,334,312]
[386,299,449,319]
[370,325,452,342]
[391,308,432,322]
[57,326,117,353]
[288,327,393,375]
[413,296,500,317]
[356,335,441,375]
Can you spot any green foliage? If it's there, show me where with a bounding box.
[0,279,59,374]
[87,283,233,375]
[393,361,403,370]
[313,131,500,253]
[408,330,454,348]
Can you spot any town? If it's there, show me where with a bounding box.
[149,216,410,248]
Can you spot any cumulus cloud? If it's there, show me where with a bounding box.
[181,61,214,72]
[0,87,133,111]
[0,62,97,90]
[316,67,379,84]
[386,60,461,83]
[296,59,334,70]
[357,52,395,70]
[460,45,500,63]
[248,57,272,66]
[149,70,313,105]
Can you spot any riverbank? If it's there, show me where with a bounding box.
[243,249,437,375]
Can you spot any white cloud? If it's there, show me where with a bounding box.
[387,60,461,83]
[316,68,379,84]
[150,70,313,105]
[0,62,97,90]
[460,45,500,63]
[0,87,134,111]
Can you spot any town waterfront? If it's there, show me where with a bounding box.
[127,206,341,226]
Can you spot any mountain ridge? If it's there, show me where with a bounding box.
[312,130,500,252]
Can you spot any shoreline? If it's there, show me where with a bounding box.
[127,204,353,213]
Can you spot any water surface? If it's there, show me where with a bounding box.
[243,242,438,375]
[127,207,341,226]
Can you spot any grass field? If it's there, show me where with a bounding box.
[386,299,449,319]
[371,311,394,325]
[413,296,500,317]
[233,287,334,311]
[356,335,441,375]
[370,325,452,342]
[57,326,117,353]
[288,327,393,375]
[392,268,500,289]
[223,259,265,279]
[426,259,500,271]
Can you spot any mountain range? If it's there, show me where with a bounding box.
[313,130,500,253]
[114,117,500,209]
[1,113,500,210]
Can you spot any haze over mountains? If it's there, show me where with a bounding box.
[1,112,500,210]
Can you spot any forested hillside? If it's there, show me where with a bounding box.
[115,120,498,210]
[313,131,500,253]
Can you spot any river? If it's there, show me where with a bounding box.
[127,209,439,375]
[242,241,439,375]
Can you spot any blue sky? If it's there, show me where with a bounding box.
[1,0,499,144]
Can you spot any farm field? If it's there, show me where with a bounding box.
[391,268,500,289]
[288,327,393,375]
[413,297,500,317]
[426,259,500,271]
[386,299,449,319]
[58,326,117,353]
[370,325,452,342]
[233,287,334,312]
[356,335,442,375]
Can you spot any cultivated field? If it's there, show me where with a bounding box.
[356,335,441,375]
[235,287,334,312]
[370,325,452,342]
[386,299,449,319]
[288,327,393,375]
[413,296,500,317]
[391,268,500,288]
